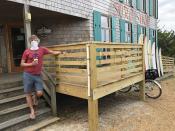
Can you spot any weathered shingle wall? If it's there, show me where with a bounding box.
[8,0,157,43]
[91,0,158,42]
[8,0,93,19]
[32,17,90,46]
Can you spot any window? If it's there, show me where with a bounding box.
[124,0,132,6]
[141,27,146,37]
[141,26,146,41]
[153,0,157,17]
[149,29,156,44]
[140,0,143,11]
[137,25,146,42]
[125,22,132,43]
[101,15,111,42]
[143,0,146,13]
[138,0,146,12]
[152,30,155,38]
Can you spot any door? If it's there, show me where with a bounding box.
[8,24,26,72]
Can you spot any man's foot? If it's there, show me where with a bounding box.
[29,110,36,120]
[32,94,38,106]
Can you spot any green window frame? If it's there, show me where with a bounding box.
[120,19,133,43]
[111,16,117,42]
[93,11,101,41]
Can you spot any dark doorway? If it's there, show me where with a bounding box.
[8,24,26,72]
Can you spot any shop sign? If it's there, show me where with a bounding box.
[114,2,149,26]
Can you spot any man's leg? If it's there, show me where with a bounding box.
[32,90,43,106]
[26,93,36,119]
[33,76,44,113]
[23,72,36,119]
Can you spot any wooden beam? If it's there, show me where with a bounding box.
[43,92,51,106]
[139,44,145,101]
[139,80,145,101]
[93,74,144,100]
[88,98,98,131]
[23,0,31,48]
[88,44,98,131]
[56,83,88,99]
[89,44,97,93]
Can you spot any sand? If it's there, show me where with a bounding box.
[41,76,175,131]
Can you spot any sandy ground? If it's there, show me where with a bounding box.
[41,76,175,131]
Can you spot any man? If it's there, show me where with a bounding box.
[21,35,62,119]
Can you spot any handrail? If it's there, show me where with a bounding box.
[41,69,57,116]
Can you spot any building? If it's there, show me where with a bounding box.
[0,0,158,74]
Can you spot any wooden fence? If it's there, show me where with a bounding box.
[43,42,145,131]
[162,56,174,74]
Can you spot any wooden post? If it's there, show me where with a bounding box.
[88,98,98,131]
[23,0,31,48]
[42,69,57,116]
[50,83,57,116]
[88,44,98,131]
[140,44,145,101]
[50,56,58,116]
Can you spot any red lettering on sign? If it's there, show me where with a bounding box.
[113,2,149,26]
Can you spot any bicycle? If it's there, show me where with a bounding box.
[119,69,162,99]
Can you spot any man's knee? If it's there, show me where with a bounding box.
[36,91,43,97]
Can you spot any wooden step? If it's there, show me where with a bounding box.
[0,86,23,94]
[0,80,23,89]
[0,94,26,104]
[19,117,60,131]
[0,99,45,116]
[0,108,51,130]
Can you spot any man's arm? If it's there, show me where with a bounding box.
[48,50,62,55]
[21,60,37,67]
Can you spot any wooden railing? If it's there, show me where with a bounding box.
[44,43,88,87]
[162,56,175,74]
[43,42,145,100]
[41,68,57,116]
[94,43,144,99]
[43,42,145,131]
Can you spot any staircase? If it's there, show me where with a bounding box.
[0,75,59,131]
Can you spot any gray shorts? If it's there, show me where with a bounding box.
[23,72,43,94]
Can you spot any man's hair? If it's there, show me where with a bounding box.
[29,35,40,43]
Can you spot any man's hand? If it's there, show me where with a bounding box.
[53,51,62,55]
[32,60,38,66]
[49,50,66,55]
[21,60,38,67]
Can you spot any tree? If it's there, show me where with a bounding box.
[158,29,175,58]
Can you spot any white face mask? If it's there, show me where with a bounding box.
[30,40,39,50]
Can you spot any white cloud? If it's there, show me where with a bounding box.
[158,0,175,31]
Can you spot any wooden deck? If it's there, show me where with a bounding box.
[43,41,145,131]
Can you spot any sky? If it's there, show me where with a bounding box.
[158,0,175,31]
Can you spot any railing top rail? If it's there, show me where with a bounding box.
[92,41,142,46]
[45,41,92,48]
[162,56,175,60]
[45,41,143,49]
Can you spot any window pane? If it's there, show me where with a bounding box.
[106,29,110,42]
[125,23,128,31]
[128,34,131,43]
[101,29,105,42]
[101,16,109,28]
